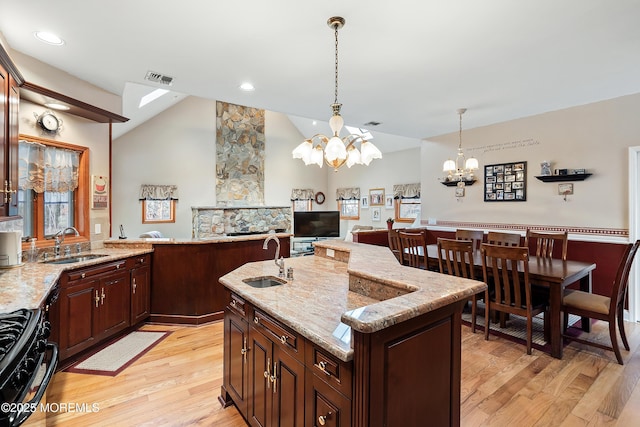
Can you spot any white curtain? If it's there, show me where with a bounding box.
[290,188,315,200]
[19,140,79,193]
[393,183,421,199]
[336,187,361,200]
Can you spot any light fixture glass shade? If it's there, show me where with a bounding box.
[346,147,361,168]
[292,140,313,163]
[329,114,344,136]
[360,141,382,165]
[465,157,479,170]
[443,159,456,172]
[325,136,347,162]
[310,146,324,167]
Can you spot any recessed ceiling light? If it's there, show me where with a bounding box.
[33,31,65,46]
[44,103,70,111]
[239,82,255,91]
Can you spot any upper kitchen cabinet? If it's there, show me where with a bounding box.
[0,55,21,217]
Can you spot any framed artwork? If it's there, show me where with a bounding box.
[371,207,381,222]
[369,188,385,206]
[361,196,369,209]
[558,183,573,195]
[91,175,108,209]
[484,161,527,202]
[385,196,394,209]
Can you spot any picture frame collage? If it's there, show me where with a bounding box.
[484,161,527,202]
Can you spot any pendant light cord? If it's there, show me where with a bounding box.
[334,24,339,105]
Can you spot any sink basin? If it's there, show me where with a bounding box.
[43,254,109,264]
[243,276,286,288]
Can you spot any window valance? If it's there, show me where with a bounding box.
[139,184,179,200]
[290,188,315,201]
[18,140,80,193]
[336,187,360,200]
[393,183,421,199]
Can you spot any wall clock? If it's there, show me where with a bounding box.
[34,110,63,134]
[315,192,325,205]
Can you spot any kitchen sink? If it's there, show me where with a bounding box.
[243,276,286,288]
[42,254,109,264]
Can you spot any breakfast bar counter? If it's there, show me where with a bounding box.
[219,239,485,427]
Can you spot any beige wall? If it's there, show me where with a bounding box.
[421,93,640,237]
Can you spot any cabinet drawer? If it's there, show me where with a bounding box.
[306,344,353,399]
[130,254,151,267]
[305,369,352,427]
[252,308,303,360]
[66,259,127,282]
[228,293,247,318]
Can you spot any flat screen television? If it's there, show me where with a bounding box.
[293,211,340,238]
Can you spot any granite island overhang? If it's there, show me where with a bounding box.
[219,239,486,362]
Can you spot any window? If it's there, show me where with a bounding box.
[339,199,360,220]
[142,199,176,223]
[395,198,421,223]
[139,184,178,224]
[292,200,312,212]
[17,135,89,246]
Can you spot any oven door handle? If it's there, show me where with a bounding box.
[11,343,59,427]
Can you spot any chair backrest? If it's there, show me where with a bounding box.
[455,229,484,253]
[437,238,475,279]
[525,229,568,261]
[611,239,640,312]
[398,230,427,268]
[388,229,403,263]
[481,243,531,308]
[487,231,521,247]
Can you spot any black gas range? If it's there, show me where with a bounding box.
[0,308,58,427]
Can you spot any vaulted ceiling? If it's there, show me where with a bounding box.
[1,0,639,152]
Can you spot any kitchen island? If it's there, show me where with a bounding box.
[219,239,486,427]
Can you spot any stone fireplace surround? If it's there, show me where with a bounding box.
[192,206,291,239]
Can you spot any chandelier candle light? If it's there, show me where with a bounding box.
[442,108,478,187]
[292,16,382,172]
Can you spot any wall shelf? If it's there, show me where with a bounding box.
[441,178,476,187]
[535,173,592,182]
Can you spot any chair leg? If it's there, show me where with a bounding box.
[471,295,477,333]
[617,304,630,351]
[526,314,533,355]
[543,309,550,342]
[563,311,569,333]
[484,291,490,341]
[609,319,624,365]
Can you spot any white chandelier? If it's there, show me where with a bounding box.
[292,16,382,172]
[442,108,478,186]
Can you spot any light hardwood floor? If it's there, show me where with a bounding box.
[42,319,640,426]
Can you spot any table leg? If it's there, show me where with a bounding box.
[549,283,562,359]
[579,272,592,333]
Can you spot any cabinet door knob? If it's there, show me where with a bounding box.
[81,273,86,279]
[318,412,332,426]
[314,361,331,376]
[280,335,288,345]
[132,278,137,294]
[254,317,260,324]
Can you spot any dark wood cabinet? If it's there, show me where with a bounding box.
[51,255,152,362]
[130,255,151,324]
[0,62,19,217]
[305,369,351,427]
[222,296,305,427]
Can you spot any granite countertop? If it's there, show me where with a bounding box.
[104,232,292,248]
[0,247,153,314]
[219,240,486,362]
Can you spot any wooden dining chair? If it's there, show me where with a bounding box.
[388,228,403,264]
[562,239,640,364]
[438,238,483,332]
[480,243,547,355]
[455,229,484,253]
[487,231,521,247]
[399,230,428,269]
[525,229,568,261]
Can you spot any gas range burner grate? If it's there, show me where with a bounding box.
[0,309,33,363]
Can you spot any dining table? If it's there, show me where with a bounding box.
[425,244,596,359]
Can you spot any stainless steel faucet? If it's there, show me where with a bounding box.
[263,235,285,278]
[54,227,80,257]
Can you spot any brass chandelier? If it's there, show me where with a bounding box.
[442,108,478,186]
[292,16,382,172]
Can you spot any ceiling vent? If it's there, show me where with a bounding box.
[364,121,381,127]
[144,71,174,86]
